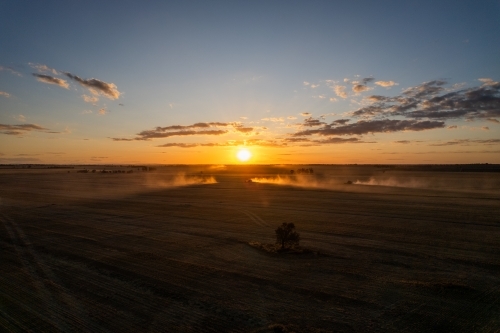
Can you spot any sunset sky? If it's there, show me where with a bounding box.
[1,0,499,164]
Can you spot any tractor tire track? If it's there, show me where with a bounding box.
[239,209,272,228]
[0,212,105,333]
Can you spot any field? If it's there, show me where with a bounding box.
[1,165,499,332]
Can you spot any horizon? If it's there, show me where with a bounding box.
[1,1,499,164]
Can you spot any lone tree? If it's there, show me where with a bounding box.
[275,223,300,249]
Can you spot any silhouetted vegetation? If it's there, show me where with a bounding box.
[275,222,300,249]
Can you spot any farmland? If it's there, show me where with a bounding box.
[1,165,499,332]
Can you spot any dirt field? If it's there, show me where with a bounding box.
[1,165,499,332]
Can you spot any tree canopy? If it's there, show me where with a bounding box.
[275,223,300,249]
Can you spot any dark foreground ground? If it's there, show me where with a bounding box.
[1,165,499,332]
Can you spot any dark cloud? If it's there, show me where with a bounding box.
[234,127,254,133]
[64,73,120,99]
[302,117,326,127]
[362,77,375,84]
[157,139,286,148]
[487,118,499,123]
[32,74,69,89]
[352,79,500,121]
[394,140,411,144]
[112,122,257,141]
[294,119,445,137]
[428,139,500,146]
[314,137,366,144]
[333,119,350,125]
[0,123,48,135]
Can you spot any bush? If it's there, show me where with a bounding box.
[275,223,300,249]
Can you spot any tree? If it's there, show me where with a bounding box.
[275,223,300,249]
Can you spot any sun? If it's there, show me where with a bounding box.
[236,148,252,162]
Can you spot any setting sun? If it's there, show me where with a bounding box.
[236,148,252,162]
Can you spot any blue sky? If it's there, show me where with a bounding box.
[1,0,499,164]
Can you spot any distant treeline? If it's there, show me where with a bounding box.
[374,164,500,172]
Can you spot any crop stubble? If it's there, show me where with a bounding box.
[0,166,499,332]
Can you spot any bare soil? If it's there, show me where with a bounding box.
[1,165,499,332]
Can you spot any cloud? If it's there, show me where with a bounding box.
[293,119,445,137]
[482,126,489,131]
[240,116,248,120]
[300,112,311,117]
[0,66,22,77]
[447,125,458,129]
[352,84,371,93]
[329,97,337,102]
[234,127,254,133]
[375,80,398,87]
[310,84,320,88]
[32,73,69,89]
[0,123,48,136]
[362,77,375,84]
[394,140,411,144]
[0,91,11,98]
[351,79,500,120]
[98,108,107,115]
[261,117,284,122]
[29,63,58,75]
[111,122,246,141]
[64,73,120,99]
[487,118,499,123]
[333,119,350,125]
[302,117,326,127]
[287,116,297,120]
[333,85,347,98]
[82,94,99,103]
[14,115,26,122]
[82,110,93,114]
[429,139,500,146]
[0,157,42,163]
[157,139,287,148]
[303,81,310,86]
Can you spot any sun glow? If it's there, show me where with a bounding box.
[236,148,252,162]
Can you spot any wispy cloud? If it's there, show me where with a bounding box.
[65,73,120,99]
[14,115,26,122]
[0,91,11,98]
[333,85,347,98]
[29,63,58,75]
[0,66,22,77]
[82,94,99,103]
[261,117,284,122]
[300,112,311,117]
[429,139,500,146]
[32,73,69,89]
[0,123,48,136]
[375,80,398,87]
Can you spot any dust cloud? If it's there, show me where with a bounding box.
[250,175,339,190]
[148,173,217,188]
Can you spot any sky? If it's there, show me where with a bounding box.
[1,0,499,164]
